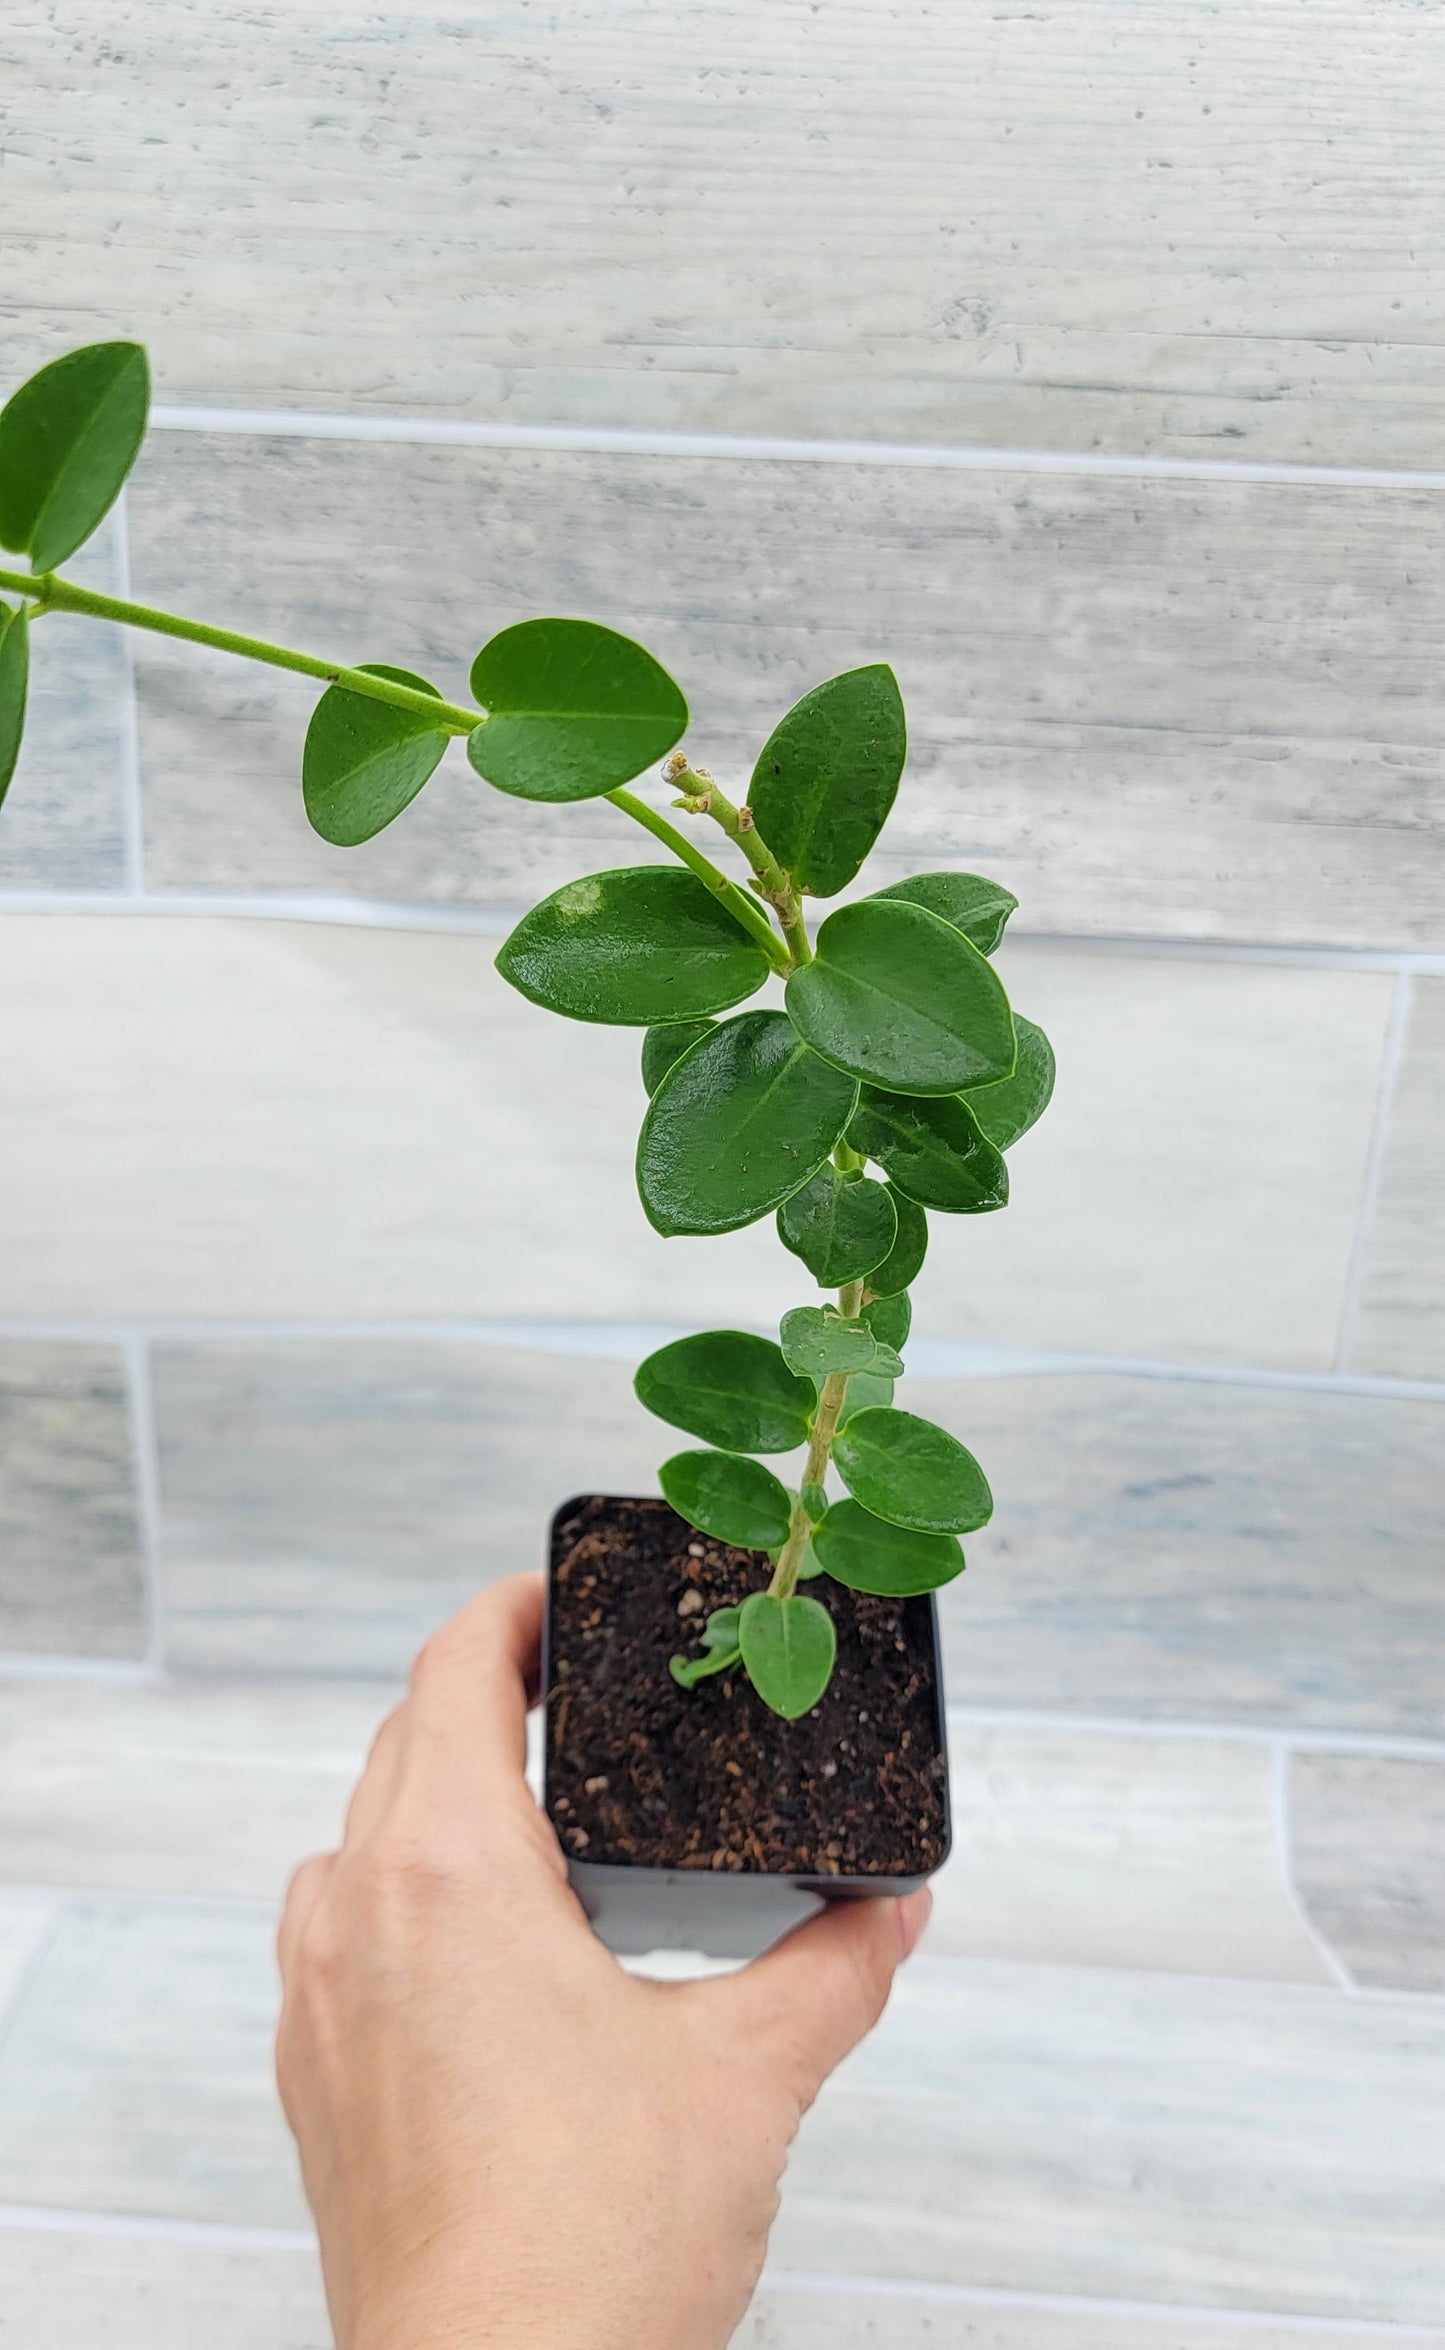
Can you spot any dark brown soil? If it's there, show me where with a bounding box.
[545,1494,949,1878]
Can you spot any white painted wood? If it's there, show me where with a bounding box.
[0,1341,146,1660]
[1289,1754,1445,1994]
[0,2228,330,2349]
[1355,979,1445,1380]
[4,1,1444,467]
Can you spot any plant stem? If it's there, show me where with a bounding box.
[668,759,813,967]
[769,1276,864,1601]
[0,564,781,963]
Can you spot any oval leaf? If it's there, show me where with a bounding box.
[739,1591,837,1718]
[702,1605,743,1651]
[467,618,687,802]
[0,602,29,810]
[0,341,150,573]
[849,1089,1009,1215]
[671,1644,740,1688]
[866,1185,928,1296]
[777,1166,897,1288]
[303,663,449,845]
[833,1407,992,1534]
[637,1010,858,1237]
[635,1331,814,1455]
[812,1499,966,1595]
[833,1369,895,1425]
[786,899,1016,1096]
[779,1306,893,1380]
[962,1014,1056,1150]
[871,871,1018,956]
[659,1450,793,1550]
[747,664,906,898]
[641,1018,716,1095]
[497,867,768,1027]
[861,1290,910,1352]
[801,1481,830,1523]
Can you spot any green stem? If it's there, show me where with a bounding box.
[769,1275,864,1600]
[669,761,813,967]
[604,789,790,972]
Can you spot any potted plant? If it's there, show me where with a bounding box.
[0,341,1055,1956]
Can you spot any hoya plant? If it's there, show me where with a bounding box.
[0,341,1054,1723]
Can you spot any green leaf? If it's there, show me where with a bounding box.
[0,602,29,810]
[849,1089,1009,1215]
[635,1330,814,1455]
[835,1369,895,1425]
[833,1407,993,1534]
[776,1166,897,1287]
[467,618,687,802]
[747,664,906,897]
[497,868,768,1028]
[671,1644,741,1688]
[865,1185,928,1296]
[0,342,150,572]
[871,871,1018,956]
[786,899,1016,1096]
[962,1014,1056,1149]
[780,1307,881,1379]
[641,1019,716,1095]
[659,1450,793,1550]
[637,1010,858,1237]
[701,1605,743,1650]
[801,1481,829,1523]
[302,664,449,845]
[812,1499,966,1595]
[738,1591,837,1718]
[861,1290,911,1352]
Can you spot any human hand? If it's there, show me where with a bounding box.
[276,1572,930,2350]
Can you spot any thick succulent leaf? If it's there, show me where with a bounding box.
[786,898,1016,1096]
[871,870,1018,956]
[637,1010,858,1237]
[303,664,449,844]
[467,618,687,802]
[641,1018,717,1095]
[812,1498,966,1595]
[701,1605,743,1650]
[738,1590,837,1718]
[834,1369,895,1424]
[635,1330,814,1454]
[861,1290,910,1353]
[865,1185,928,1295]
[747,663,906,897]
[776,1165,897,1288]
[497,867,769,1027]
[670,1643,741,1688]
[962,1014,1056,1149]
[849,1088,1009,1215]
[659,1449,793,1550]
[0,601,29,809]
[833,1407,993,1534]
[780,1306,899,1380]
[0,341,150,572]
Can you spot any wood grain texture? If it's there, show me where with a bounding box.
[0,2232,329,2350]
[0,522,130,891]
[126,432,1445,947]
[1289,1754,1445,1994]
[1354,979,1445,1379]
[915,1374,1445,1735]
[3,1,1444,466]
[0,1343,146,1660]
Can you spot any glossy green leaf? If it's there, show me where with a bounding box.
[865,1186,928,1296]
[635,1330,814,1455]
[780,1306,902,1380]
[801,1480,829,1522]
[812,1499,966,1595]
[786,898,1016,1096]
[641,1018,716,1095]
[701,1605,742,1651]
[833,1407,993,1534]
[861,1290,910,1352]
[776,1165,897,1288]
[962,1014,1056,1150]
[467,618,687,802]
[302,664,449,845]
[0,602,29,810]
[659,1450,793,1550]
[834,1369,895,1424]
[738,1590,837,1718]
[747,664,906,897]
[849,1089,1009,1215]
[497,867,769,1027]
[0,341,150,572]
[871,870,1018,956]
[670,1643,741,1688]
[637,1011,858,1237]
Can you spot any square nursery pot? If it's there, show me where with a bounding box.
[542,1494,952,1959]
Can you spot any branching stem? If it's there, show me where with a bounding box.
[667,758,813,968]
[769,1276,864,1600]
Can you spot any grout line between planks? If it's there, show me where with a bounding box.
[0,2202,315,2252]
[759,2269,1445,2337]
[1267,1739,1358,1993]
[147,401,1445,494]
[1335,971,1414,1374]
[121,1331,168,1674]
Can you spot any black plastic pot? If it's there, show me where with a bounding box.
[542,1495,952,1960]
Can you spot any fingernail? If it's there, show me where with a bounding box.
[896,1887,932,1960]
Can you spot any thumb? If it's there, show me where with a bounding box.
[709,1886,930,2109]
